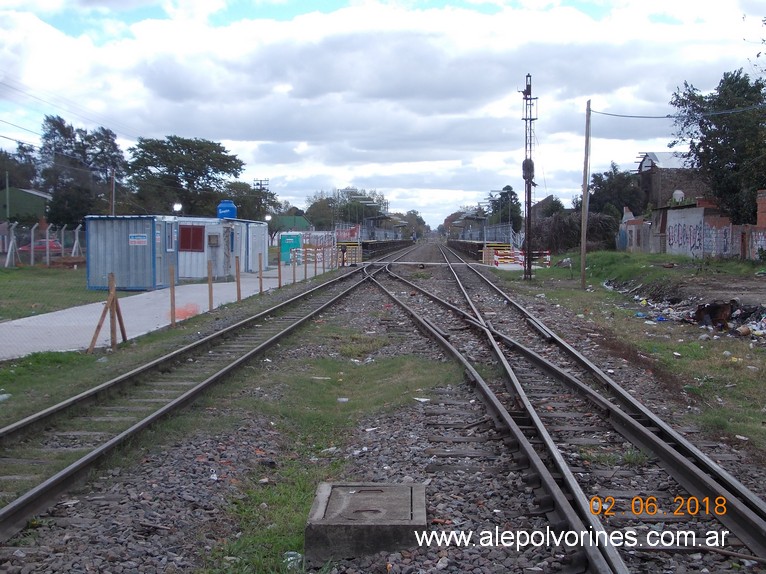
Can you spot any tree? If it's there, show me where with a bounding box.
[541,197,565,218]
[39,116,98,225]
[322,187,388,228]
[670,69,766,224]
[0,148,35,190]
[305,197,335,230]
[33,116,129,225]
[442,210,466,237]
[755,16,766,76]
[586,162,644,217]
[128,136,244,216]
[85,126,129,215]
[533,212,618,254]
[1,147,38,224]
[400,209,427,238]
[487,185,522,231]
[305,190,339,230]
[223,180,281,221]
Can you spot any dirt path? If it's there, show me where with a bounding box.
[673,274,766,307]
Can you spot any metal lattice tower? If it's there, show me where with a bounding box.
[521,73,537,280]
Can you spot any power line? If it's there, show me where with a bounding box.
[0,119,42,137]
[592,102,766,120]
[0,77,143,141]
[592,110,673,119]
[0,134,37,148]
[0,132,121,182]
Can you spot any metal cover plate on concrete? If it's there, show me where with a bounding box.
[305,482,427,565]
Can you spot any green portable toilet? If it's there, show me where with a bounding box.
[279,232,302,264]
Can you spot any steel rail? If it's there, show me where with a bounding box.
[436,250,630,573]
[0,265,366,445]
[0,268,373,543]
[437,247,766,558]
[451,245,766,517]
[488,325,766,559]
[375,267,620,573]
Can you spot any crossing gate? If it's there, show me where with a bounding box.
[488,248,551,268]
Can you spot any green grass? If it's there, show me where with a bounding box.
[622,447,649,467]
[0,266,128,321]
[217,461,339,573]
[191,334,461,572]
[193,358,458,572]
[510,250,764,286]
[580,445,649,468]
[0,352,111,426]
[1,280,461,571]
[579,446,620,467]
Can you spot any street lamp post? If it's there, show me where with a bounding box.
[264,214,273,246]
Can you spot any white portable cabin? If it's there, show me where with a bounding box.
[240,219,270,272]
[176,217,269,279]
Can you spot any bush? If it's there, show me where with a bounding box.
[532,212,618,254]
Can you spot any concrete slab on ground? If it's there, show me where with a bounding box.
[304,482,427,566]
[0,264,331,362]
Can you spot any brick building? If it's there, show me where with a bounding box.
[637,152,711,209]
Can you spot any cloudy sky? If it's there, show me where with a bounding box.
[0,0,763,228]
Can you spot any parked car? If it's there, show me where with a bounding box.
[19,239,64,253]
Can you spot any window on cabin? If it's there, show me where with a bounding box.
[179,225,205,252]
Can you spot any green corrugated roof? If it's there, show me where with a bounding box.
[273,214,312,231]
[2,188,51,221]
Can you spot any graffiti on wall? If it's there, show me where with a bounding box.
[666,222,703,254]
[703,225,731,256]
[666,211,734,258]
[750,230,766,259]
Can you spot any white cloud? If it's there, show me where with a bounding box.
[0,0,763,227]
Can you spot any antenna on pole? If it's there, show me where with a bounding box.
[521,73,537,280]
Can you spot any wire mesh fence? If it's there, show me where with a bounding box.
[1,223,85,268]
[0,224,346,361]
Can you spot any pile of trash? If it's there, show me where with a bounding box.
[605,281,766,343]
[692,300,766,336]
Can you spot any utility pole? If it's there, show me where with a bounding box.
[521,73,537,281]
[254,178,270,221]
[110,166,115,216]
[579,100,592,289]
[253,178,270,193]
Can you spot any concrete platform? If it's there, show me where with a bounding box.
[0,263,333,362]
[304,482,427,566]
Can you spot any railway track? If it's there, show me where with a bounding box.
[370,242,766,571]
[2,240,764,573]
[0,261,395,543]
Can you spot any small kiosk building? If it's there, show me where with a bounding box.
[86,215,179,290]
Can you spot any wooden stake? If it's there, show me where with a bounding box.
[235,255,241,302]
[109,273,117,349]
[258,252,263,294]
[208,259,214,311]
[88,272,127,353]
[169,264,177,328]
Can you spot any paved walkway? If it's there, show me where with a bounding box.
[0,260,532,362]
[0,263,332,362]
